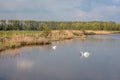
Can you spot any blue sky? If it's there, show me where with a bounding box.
[0,0,120,22]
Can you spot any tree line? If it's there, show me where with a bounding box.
[0,20,120,31]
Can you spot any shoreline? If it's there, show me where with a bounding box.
[0,30,119,52]
[85,30,120,35]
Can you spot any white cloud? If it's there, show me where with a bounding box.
[16,60,33,69]
[76,5,120,21]
[0,0,120,22]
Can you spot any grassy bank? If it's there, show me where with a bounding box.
[85,30,120,35]
[0,30,85,52]
[0,30,119,52]
[0,31,51,51]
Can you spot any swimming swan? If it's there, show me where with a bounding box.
[80,51,90,58]
[52,46,56,50]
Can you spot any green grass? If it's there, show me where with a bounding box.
[0,30,42,37]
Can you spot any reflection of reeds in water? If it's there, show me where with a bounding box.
[0,44,53,59]
[0,48,20,59]
[88,35,115,41]
[53,39,73,45]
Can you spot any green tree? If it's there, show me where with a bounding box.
[0,20,7,31]
[42,24,51,38]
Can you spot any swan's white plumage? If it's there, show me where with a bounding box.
[80,51,90,58]
[52,46,56,50]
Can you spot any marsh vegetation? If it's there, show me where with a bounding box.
[0,20,120,51]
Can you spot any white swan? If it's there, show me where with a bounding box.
[80,51,90,58]
[52,46,56,50]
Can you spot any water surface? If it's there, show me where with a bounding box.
[0,34,120,80]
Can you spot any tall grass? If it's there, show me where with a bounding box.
[0,30,88,52]
[0,30,51,51]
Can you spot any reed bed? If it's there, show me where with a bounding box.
[0,31,51,51]
[0,30,86,52]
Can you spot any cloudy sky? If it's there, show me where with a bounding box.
[0,0,120,22]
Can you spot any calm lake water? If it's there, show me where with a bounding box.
[0,34,120,80]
